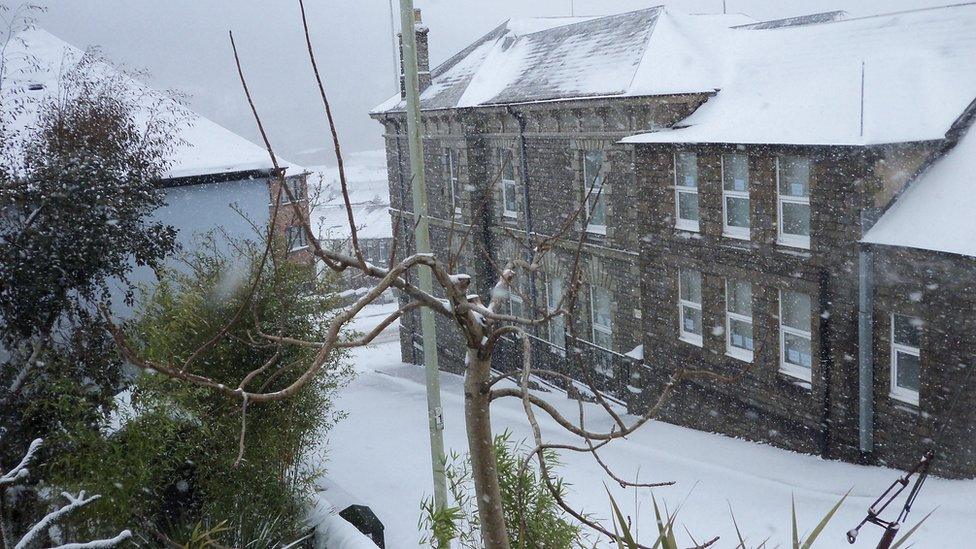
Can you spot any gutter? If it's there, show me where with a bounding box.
[858,205,881,458]
[858,242,874,457]
[818,269,834,458]
[386,115,419,364]
[506,106,539,311]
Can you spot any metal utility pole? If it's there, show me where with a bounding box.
[399,0,449,520]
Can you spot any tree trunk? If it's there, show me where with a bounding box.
[464,349,511,549]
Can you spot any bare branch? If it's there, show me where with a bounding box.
[298,0,367,269]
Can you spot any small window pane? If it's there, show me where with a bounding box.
[675,152,698,188]
[593,330,613,350]
[286,226,307,250]
[779,156,810,197]
[895,351,920,391]
[723,154,750,191]
[677,191,699,222]
[592,287,611,329]
[588,193,607,227]
[783,332,812,368]
[501,150,516,181]
[782,291,811,332]
[781,202,810,237]
[584,151,604,189]
[729,317,754,351]
[679,269,702,303]
[504,181,518,213]
[727,280,752,316]
[725,196,750,228]
[509,284,524,318]
[286,179,304,201]
[893,314,922,348]
[548,279,565,346]
[682,304,702,336]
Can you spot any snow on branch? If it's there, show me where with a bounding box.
[48,529,133,549]
[2,440,131,549]
[0,438,41,487]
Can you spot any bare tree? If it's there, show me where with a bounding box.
[99,3,732,547]
[0,439,131,549]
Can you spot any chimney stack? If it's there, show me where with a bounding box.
[399,8,432,99]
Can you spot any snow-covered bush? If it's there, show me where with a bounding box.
[49,242,352,546]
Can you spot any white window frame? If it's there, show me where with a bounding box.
[583,150,607,235]
[589,285,613,351]
[721,154,751,240]
[674,152,700,232]
[776,156,811,249]
[778,289,812,381]
[446,149,461,217]
[678,268,703,347]
[890,314,921,405]
[725,279,754,362]
[546,277,566,355]
[285,226,309,251]
[501,150,518,219]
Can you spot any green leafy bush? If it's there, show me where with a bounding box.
[51,240,352,545]
[420,431,582,548]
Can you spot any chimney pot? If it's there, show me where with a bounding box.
[414,8,422,23]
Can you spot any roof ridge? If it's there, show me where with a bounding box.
[516,5,664,37]
[745,2,976,31]
[732,10,846,30]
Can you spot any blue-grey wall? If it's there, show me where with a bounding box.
[111,177,271,317]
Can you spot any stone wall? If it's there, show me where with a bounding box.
[373,99,976,478]
[870,246,976,477]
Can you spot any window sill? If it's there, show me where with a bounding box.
[679,335,703,348]
[777,236,810,250]
[722,231,751,241]
[586,226,607,236]
[289,245,310,252]
[502,212,518,220]
[675,222,700,233]
[726,348,754,363]
[889,391,919,407]
[774,246,812,259]
[778,366,812,384]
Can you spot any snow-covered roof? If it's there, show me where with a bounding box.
[311,152,393,242]
[623,3,976,146]
[372,8,752,113]
[862,121,976,258]
[3,28,300,179]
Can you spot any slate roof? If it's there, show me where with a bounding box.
[372,8,752,113]
[623,3,976,146]
[4,29,300,180]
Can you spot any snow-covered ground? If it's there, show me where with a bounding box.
[325,305,976,547]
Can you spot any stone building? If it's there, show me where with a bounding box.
[372,5,976,477]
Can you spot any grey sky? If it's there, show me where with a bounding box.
[30,0,956,166]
